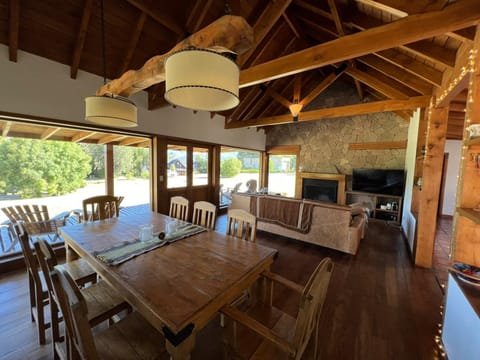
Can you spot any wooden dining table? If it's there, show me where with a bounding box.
[61,205,278,359]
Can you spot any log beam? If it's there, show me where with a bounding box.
[225,96,430,129]
[97,15,253,96]
[71,0,93,79]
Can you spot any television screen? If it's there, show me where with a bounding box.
[352,168,405,196]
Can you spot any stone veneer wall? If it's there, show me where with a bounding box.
[265,110,409,175]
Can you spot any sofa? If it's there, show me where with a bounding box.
[230,193,366,255]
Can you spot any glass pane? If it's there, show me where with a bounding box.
[268,154,297,197]
[220,146,260,206]
[167,144,187,188]
[193,147,209,186]
[113,144,151,206]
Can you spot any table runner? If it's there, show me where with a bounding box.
[94,224,205,265]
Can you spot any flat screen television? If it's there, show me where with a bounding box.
[352,168,405,196]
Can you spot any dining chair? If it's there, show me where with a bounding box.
[34,238,132,359]
[169,196,189,221]
[192,201,217,230]
[17,232,97,345]
[221,257,334,360]
[226,209,257,242]
[50,265,169,360]
[82,195,123,222]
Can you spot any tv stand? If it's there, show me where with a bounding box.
[346,191,403,225]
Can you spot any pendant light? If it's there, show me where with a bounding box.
[85,0,137,127]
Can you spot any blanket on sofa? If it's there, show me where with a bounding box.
[250,196,314,233]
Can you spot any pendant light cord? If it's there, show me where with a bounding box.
[100,0,107,85]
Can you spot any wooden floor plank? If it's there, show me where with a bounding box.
[0,220,443,359]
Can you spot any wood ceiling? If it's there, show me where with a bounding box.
[1,0,480,141]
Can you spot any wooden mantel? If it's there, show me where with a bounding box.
[295,172,346,205]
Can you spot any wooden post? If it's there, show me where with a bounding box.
[105,143,114,196]
[415,105,449,267]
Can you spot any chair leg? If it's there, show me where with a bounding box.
[28,272,36,321]
[35,293,46,345]
[313,322,319,360]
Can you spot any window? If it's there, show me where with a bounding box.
[167,144,188,188]
[267,152,297,197]
[220,146,261,206]
[193,147,208,186]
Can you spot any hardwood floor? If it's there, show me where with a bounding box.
[0,219,443,360]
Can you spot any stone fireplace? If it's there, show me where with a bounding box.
[295,172,346,204]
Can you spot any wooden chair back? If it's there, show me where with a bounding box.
[18,231,50,344]
[169,196,189,221]
[292,257,334,359]
[51,266,98,360]
[226,209,257,242]
[34,239,59,295]
[192,201,217,230]
[82,195,122,222]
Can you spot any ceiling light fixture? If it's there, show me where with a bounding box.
[85,0,137,127]
[289,102,303,121]
[164,47,240,112]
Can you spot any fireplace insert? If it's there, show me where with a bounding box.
[302,178,338,203]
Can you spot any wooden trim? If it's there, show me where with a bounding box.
[295,172,346,205]
[105,143,114,196]
[348,141,407,150]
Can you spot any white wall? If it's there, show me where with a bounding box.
[442,140,462,216]
[0,45,266,150]
[402,109,420,253]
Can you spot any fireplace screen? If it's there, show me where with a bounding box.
[302,178,338,203]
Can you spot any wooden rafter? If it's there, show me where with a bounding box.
[8,0,20,62]
[237,0,292,67]
[293,74,302,102]
[357,55,433,95]
[70,0,93,79]
[2,121,12,137]
[225,96,430,129]
[347,67,410,99]
[119,137,148,146]
[40,127,60,141]
[300,65,347,107]
[240,0,480,88]
[375,49,443,87]
[124,0,183,35]
[71,131,96,143]
[97,134,127,145]
[294,0,333,20]
[265,87,291,109]
[282,13,300,38]
[186,0,214,34]
[349,13,457,69]
[119,12,147,75]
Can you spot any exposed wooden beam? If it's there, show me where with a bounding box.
[293,74,302,102]
[301,65,347,107]
[347,67,410,99]
[2,121,12,137]
[348,141,407,150]
[358,55,433,95]
[8,0,20,62]
[119,12,147,75]
[354,0,448,15]
[186,0,214,34]
[349,13,457,69]
[40,127,60,141]
[136,140,151,148]
[225,96,430,129]
[265,87,291,109]
[119,137,148,146]
[124,0,183,35]
[294,0,333,20]
[70,0,93,79]
[98,15,253,96]
[282,13,300,38]
[240,0,480,87]
[366,89,413,120]
[71,131,96,143]
[97,134,127,145]
[375,49,443,87]
[237,0,292,66]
